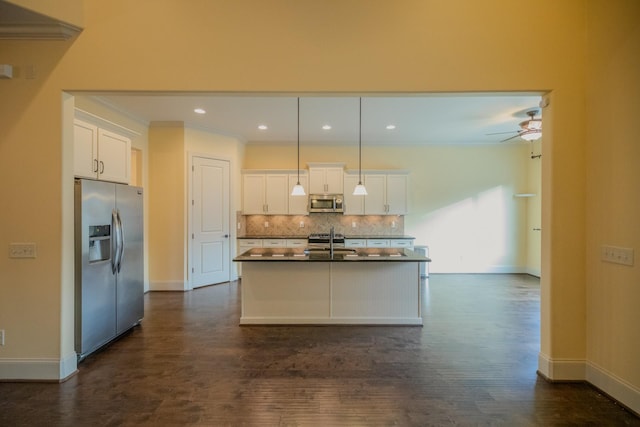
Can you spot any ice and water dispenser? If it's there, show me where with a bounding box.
[88,225,111,263]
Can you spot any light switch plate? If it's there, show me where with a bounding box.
[9,243,37,258]
[601,245,634,266]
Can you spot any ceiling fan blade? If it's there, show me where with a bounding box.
[500,134,522,142]
[486,130,519,136]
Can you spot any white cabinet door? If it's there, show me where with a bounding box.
[386,174,408,215]
[343,174,364,215]
[288,174,309,215]
[263,239,287,247]
[74,119,98,179]
[242,174,266,214]
[309,167,343,193]
[367,239,390,248]
[345,239,366,248]
[308,168,326,193]
[364,174,387,214]
[73,118,131,184]
[324,168,344,193]
[264,174,288,214]
[286,239,307,248]
[97,128,131,184]
[390,239,414,249]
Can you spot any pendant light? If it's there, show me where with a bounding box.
[353,97,368,196]
[291,97,306,196]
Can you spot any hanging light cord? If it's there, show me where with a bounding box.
[297,97,301,184]
[358,97,363,185]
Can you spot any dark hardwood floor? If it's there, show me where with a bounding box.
[2,274,638,426]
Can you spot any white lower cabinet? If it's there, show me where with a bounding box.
[346,238,414,249]
[344,239,367,248]
[237,239,263,276]
[286,239,307,248]
[367,239,390,248]
[390,239,414,249]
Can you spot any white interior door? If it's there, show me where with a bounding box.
[191,156,230,288]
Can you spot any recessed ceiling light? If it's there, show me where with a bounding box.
[194,108,206,114]
[258,125,268,130]
[322,125,332,130]
[386,124,396,130]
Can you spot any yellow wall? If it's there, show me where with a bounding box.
[1,0,635,411]
[245,143,533,273]
[147,124,186,290]
[585,0,640,398]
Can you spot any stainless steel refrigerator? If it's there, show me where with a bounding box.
[74,178,144,360]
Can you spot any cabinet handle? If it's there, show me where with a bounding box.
[93,159,99,173]
[99,161,105,174]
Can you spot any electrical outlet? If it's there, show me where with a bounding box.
[264,221,269,228]
[601,245,634,266]
[0,330,4,346]
[237,222,241,230]
[391,221,397,229]
[9,243,37,258]
[351,221,357,228]
[299,221,305,228]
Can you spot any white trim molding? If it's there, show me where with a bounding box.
[587,361,640,416]
[0,353,77,381]
[537,353,586,381]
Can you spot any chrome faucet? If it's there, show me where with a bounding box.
[329,226,334,259]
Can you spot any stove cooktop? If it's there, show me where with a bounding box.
[308,233,345,243]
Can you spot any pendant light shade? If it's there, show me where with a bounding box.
[353,97,367,196]
[291,97,306,196]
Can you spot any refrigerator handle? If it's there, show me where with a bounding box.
[111,209,119,274]
[116,209,125,273]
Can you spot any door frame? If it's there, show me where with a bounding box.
[187,152,234,291]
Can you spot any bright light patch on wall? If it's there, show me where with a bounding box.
[420,186,509,273]
[386,124,396,130]
[322,125,332,130]
[194,108,206,114]
[258,125,268,130]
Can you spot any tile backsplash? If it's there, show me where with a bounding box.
[238,213,405,237]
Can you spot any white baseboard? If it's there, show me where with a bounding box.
[149,280,186,291]
[0,354,78,381]
[525,267,541,277]
[537,352,586,380]
[587,361,640,415]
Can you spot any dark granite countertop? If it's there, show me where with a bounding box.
[344,235,415,240]
[234,247,430,262]
[238,235,415,240]
[237,236,308,239]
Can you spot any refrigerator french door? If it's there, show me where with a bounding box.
[74,178,144,360]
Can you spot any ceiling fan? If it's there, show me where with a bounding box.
[488,110,542,142]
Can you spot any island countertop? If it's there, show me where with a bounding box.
[234,247,430,262]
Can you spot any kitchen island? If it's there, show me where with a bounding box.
[234,247,430,325]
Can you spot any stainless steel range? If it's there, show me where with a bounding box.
[307,230,345,248]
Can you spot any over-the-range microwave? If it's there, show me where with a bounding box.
[308,194,344,213]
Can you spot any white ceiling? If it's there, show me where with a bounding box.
[93,93,543,146]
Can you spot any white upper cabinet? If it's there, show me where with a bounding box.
[242,173,289,215]
[288,173,309,215]
[344,172,408,215]
[343,173,365,215]
[363,174,387,215]
[73,117,131,184]
[384,174,408,215]
[308,164,344,194]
